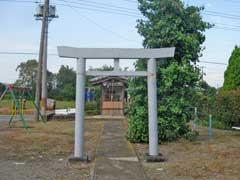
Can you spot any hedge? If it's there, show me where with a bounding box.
[215,90,240,127]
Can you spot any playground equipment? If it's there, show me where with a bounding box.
[10,98,25,122]
[0,84,44,131]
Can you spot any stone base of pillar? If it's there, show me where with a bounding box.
[146,153,165,162]
[68,155,90,163]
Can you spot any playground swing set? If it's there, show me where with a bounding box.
[0,84,45,131]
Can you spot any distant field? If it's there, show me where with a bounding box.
[0,100,100,115]
[0,100,34,109]
[0,99,75,111]
[55,100,75,109]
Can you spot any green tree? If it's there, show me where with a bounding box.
[46,71,57,98]
[192,81,217,118]
[0,82,5,93]
[88,65,113,71]
[56,65,76,100]
[127,0,211,142]
[87,65,113,87]
[15,59,38,89]
[15,59,55,96]
[222,46,240,91]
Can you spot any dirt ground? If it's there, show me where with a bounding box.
[0,119,239,180]
[0,119,104,180]
[133,125,240,180]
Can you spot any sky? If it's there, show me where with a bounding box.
[0,0,239,88]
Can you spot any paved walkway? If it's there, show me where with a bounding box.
[0,115,33,122]
[93,120,147,180]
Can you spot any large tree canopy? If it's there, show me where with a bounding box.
[15,59,55,96]
[127,0,211,142]
[15,59,38,88]
[222,46,240,91]
[55,65,76,100]
[0,82,5,93]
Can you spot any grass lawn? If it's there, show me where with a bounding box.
[0,99,101,115]
[0,99,34,109]
[55,100,75,109]
[197,118,228,130]
[0,99,75,114]
[0,99,75,109]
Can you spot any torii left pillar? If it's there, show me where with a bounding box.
[146,58,165,162]
[69,57,89,162]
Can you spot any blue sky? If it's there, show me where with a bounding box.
[0,0,239,87]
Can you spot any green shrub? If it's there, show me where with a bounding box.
[183,130,199,141]
[197,118,226,130]
[3,93,12,100]
[85,101,100,115]
[214,90,240,127]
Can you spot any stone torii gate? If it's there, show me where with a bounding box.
[57,46,175,162]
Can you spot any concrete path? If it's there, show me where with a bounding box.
[0,115,33,122]
[93,120,147,180]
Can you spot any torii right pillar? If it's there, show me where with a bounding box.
[147,58,165,162]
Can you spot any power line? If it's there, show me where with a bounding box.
[55,2,240,30]
[120,0,137,3]
[57,2,141,18]
[59,0,240,20]
[0,0,38,3]
[0,51,229,66]
[0,0,140,17]
[214,26,240,32]
[56,3,240,27]
[213,22,240,29]
[0,51,57,55]
[199,61,228,66]
[203,12,240,21]
[2,0,240,22]
[56,3,240,32]
[57,0,140,16]
[61,0,139,13]
[61,1,140,43]
[2,0,240,20]
[1,0,140,43]
[205,10,240,19]
[56,1,240,21]
[1,0,240,33]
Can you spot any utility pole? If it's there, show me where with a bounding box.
[41,8,49,116]
[34,0,49,121]
[34,2,57,119]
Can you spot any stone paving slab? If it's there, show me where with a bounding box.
[93,120,147,180]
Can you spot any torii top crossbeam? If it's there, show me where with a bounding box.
[57,46,175,59]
